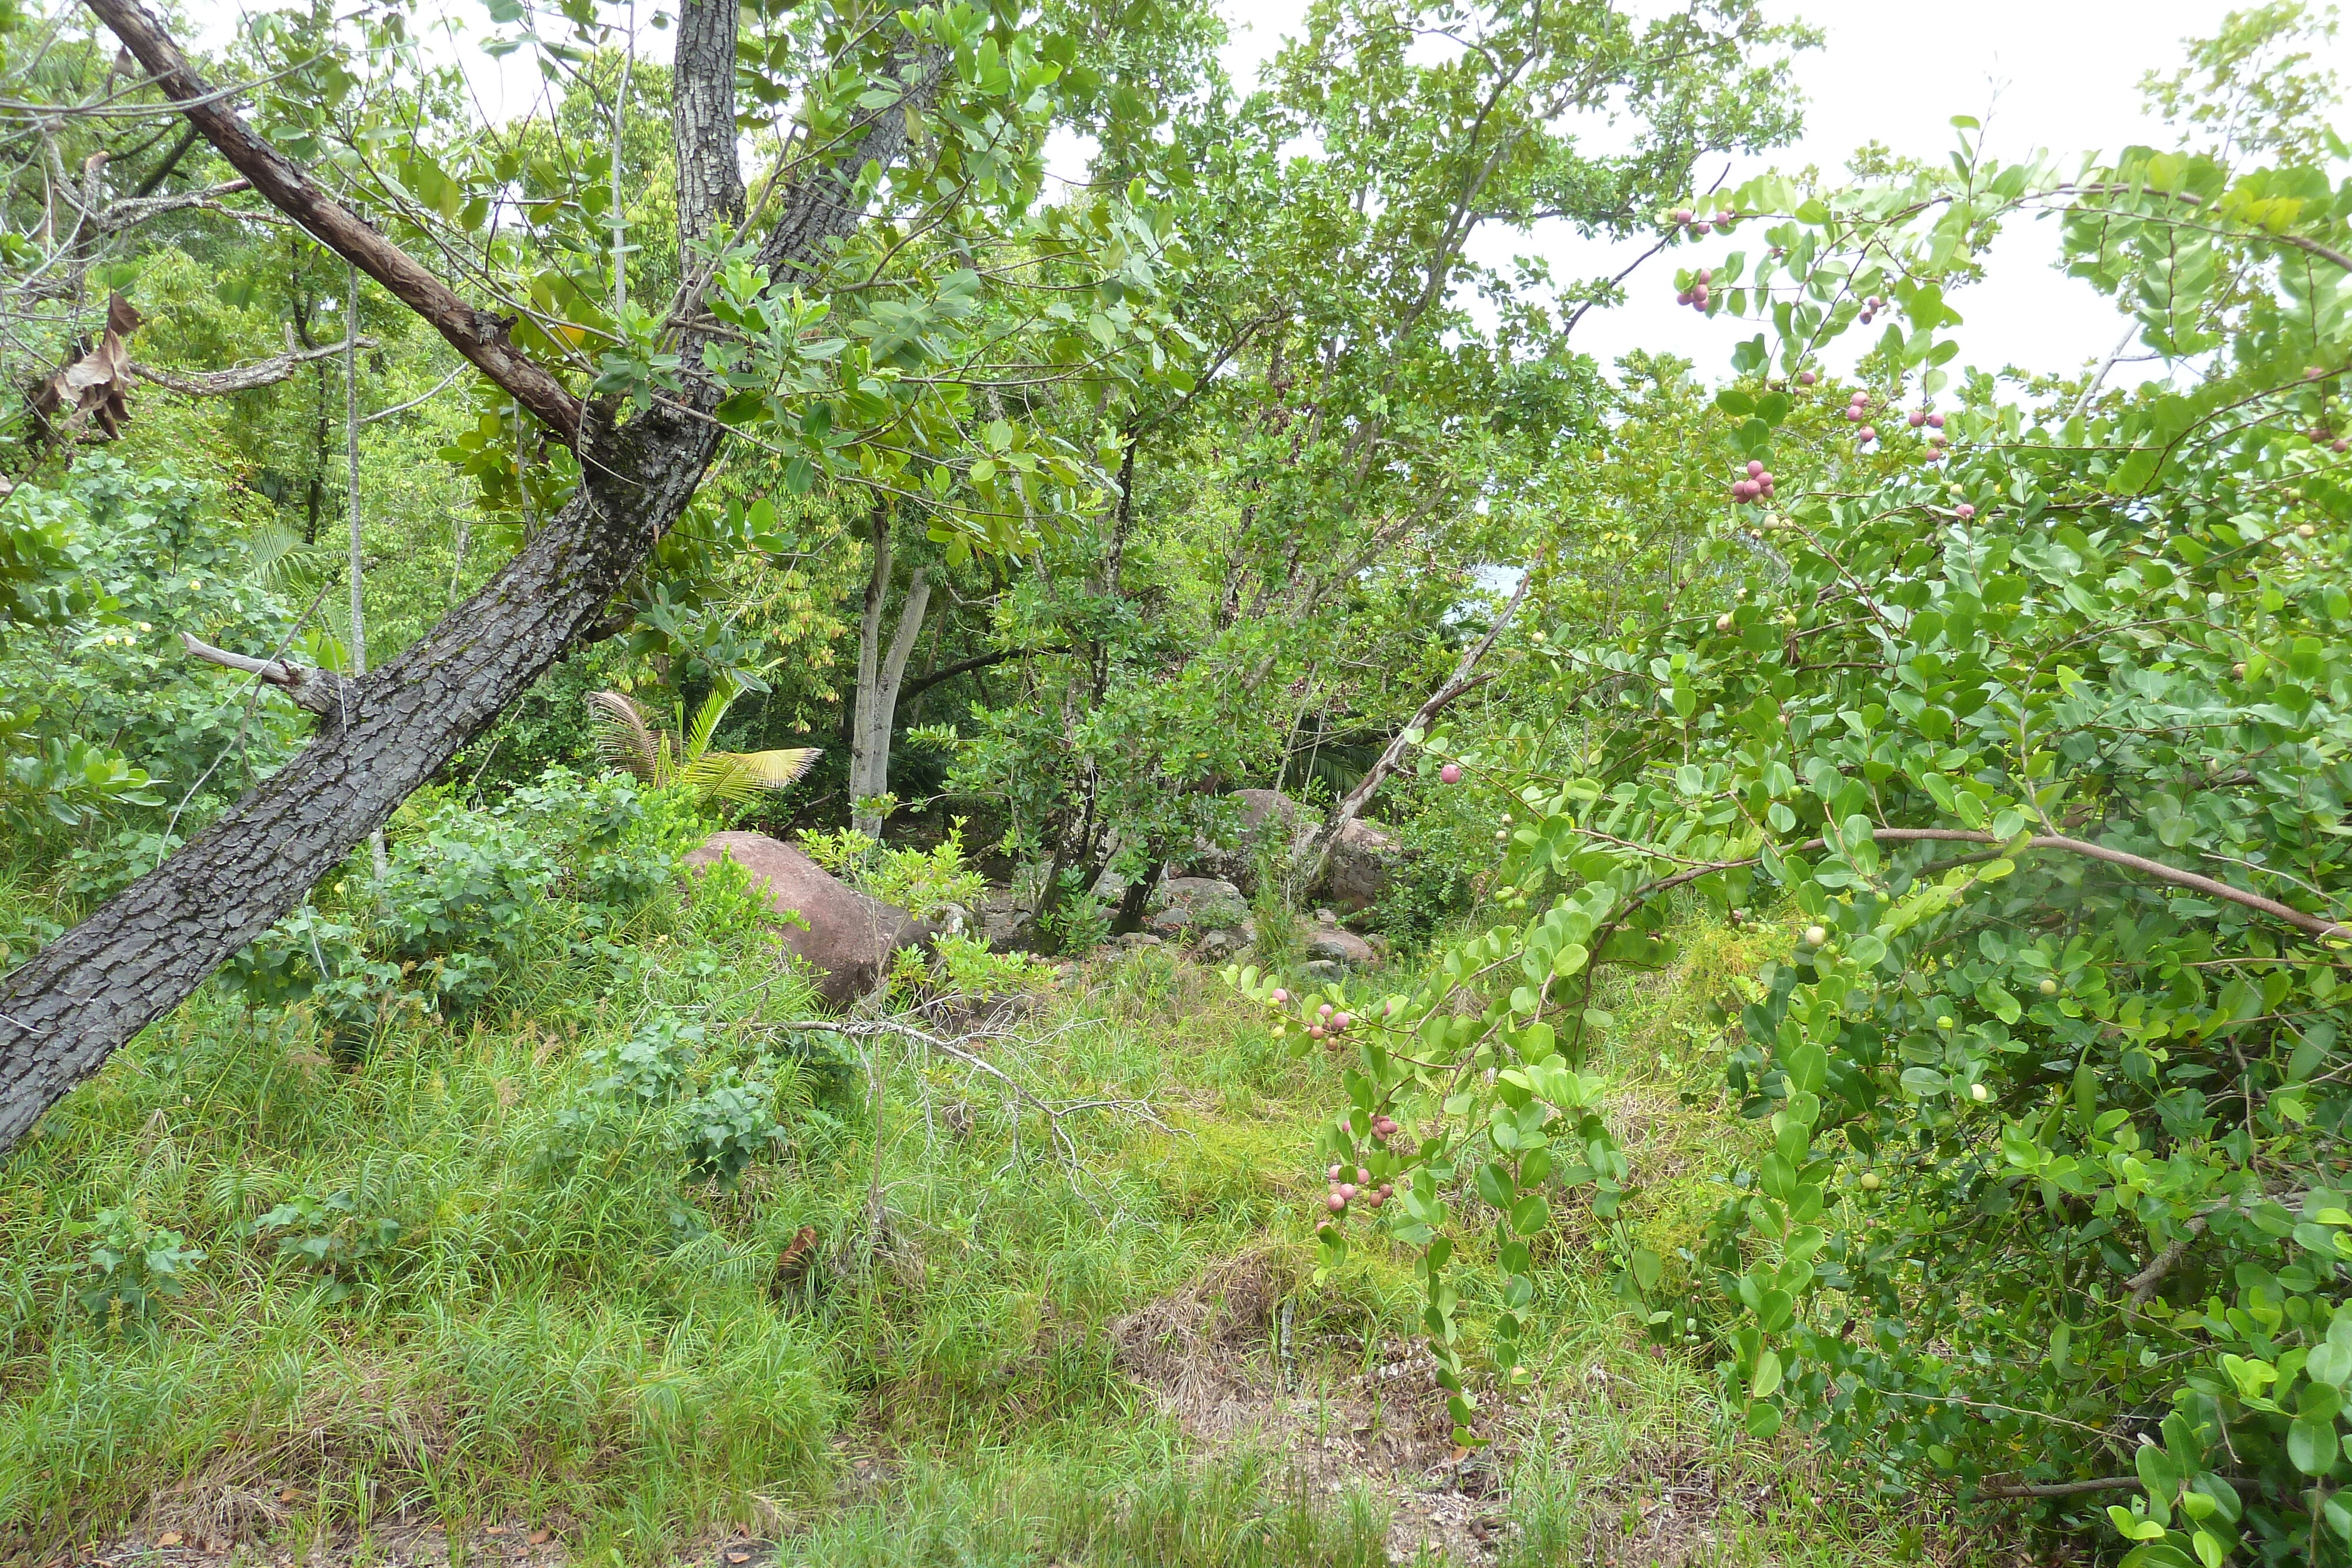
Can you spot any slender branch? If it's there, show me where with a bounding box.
[129,338,369,396]
[1977,1476,2143,1499]
[1621,826,2352,942]
[897,644,1070,703]
[1299,565,1535,891]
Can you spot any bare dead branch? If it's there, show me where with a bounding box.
[178,631,345,717]
[131,338,368,397]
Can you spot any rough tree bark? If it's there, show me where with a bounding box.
[0,0,943,1156]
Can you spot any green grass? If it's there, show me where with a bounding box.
[0,892,2000,1565]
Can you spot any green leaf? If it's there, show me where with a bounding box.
[2289,1413,2341,1476]
[1901,1067,1951,1097]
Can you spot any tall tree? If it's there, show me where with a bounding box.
[0,0,1184,1154]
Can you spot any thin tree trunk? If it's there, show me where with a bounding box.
[1298,567,1533,894]
[0,0,943,1156]
[344,262,385,878]
[849,500,891,839]
[861,565,930,833]
[611,0,633,314]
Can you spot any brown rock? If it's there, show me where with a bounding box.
[1185,790,1315,892]
[684,831,933,1008]
[1320,817,1399,912]
[1302,910,1377,967]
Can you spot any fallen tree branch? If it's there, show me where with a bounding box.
[762,1014,1175,1168]
[178,631,345,717]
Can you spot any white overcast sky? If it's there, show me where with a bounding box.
[202,1,2348,385]
[1215,0,2352,386]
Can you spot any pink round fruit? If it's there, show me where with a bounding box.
[1926,412,1945,429]
[1907,410,1925,428]
[1308,1025,1325,1040]
[1355,1166,1371,1184]
[2334,439,2348,454]
[1692,220,1712,235]
[1366,1191,1385,1209]
[1676,290,1692,305]
[1797,370,1816,386]
[1692,286,1709,306]
[1955,503,1975,519]
[1328,1164,1344,1180]
[1318,1003,1334,1018]
[1859,426,1877,443]
[1746,459,1764,478]
[1326,1193,1347,1212]
[1672,208,1693,225]
[1439,763,1461,784]
[1378,1183,1393,1199]
[1338,1183,1358,1201]
[1332,1012,1351,1031]
[1696,269,1713,286]
[1271,988,1289,1004]
[1844,407,1863,422]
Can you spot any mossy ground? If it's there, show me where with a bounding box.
[0,898,2013,1567]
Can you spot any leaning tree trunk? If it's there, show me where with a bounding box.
[0,0,941,1156]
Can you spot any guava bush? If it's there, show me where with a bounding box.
[1242,90,2352,1567]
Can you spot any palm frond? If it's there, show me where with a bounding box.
[246,520,323,594]
[730,747,822,789]
[586,690,664,783]
[685,684,734,760]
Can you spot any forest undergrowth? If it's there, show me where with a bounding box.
[0,852,2003,1567]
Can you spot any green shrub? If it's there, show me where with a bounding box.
[69,1208,203,1330]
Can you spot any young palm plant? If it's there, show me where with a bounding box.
[587,686,819,810]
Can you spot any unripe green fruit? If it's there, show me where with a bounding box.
[1860,1172,1882,1191]
[1937,1015,1955,1029]
[2039,978,2058,995]
[1804,924,1828,947]
[1969,1083,1990,1102]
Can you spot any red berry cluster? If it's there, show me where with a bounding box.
[1321,1114,1402,1227]
[1729,458,1776,504]
[1666,205,1738,237]
[1676,267,1713,311]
